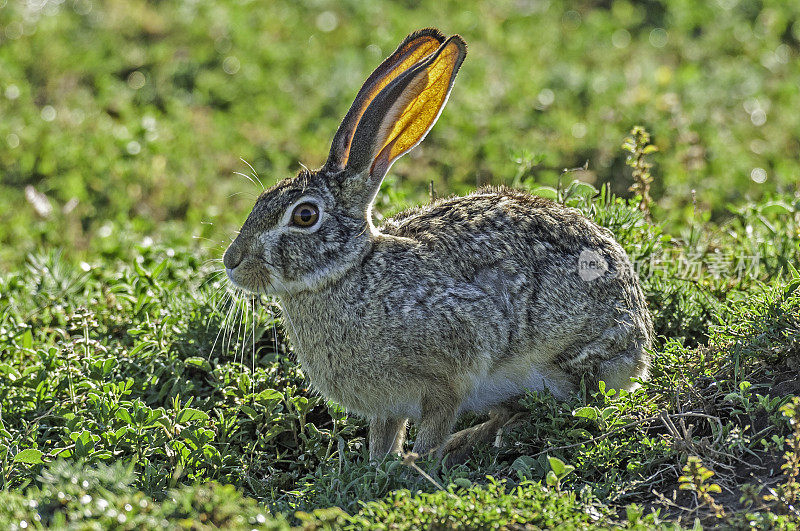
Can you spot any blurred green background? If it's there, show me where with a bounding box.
[1,0,799,270]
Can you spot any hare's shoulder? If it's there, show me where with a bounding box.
[380,187,605,253]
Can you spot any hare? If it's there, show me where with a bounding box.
[223,28,652,462]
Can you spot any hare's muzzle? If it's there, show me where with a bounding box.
[222,239,271,294]
[223,242,243,270]
[223,242,246,287]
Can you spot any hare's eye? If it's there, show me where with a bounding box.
[291,203,319,227]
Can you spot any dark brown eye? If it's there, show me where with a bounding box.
[291,202,319,227]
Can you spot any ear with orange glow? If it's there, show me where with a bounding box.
[348,35,467,181]
[324,28,446,172]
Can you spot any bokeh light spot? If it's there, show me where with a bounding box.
[126,141,141,155]
[127,71,146,89]
[73,0,92,15]
[5,21,23,40]
[41,105,56,121]
[538,88,555,107]
[750,168,767,183]
[750,109,766,126]
[223,56,240,75]
[316,11,338,33]
[611,29,631,49]
[5,84,20,99]
[649,28,668,48]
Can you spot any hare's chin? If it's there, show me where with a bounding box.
[225,268,275,295]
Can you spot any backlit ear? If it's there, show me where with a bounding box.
[324,28,446,172]
[345,35,467,182]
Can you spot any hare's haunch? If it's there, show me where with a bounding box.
[223,28,652,461]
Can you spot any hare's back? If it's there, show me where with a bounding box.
[380,187,618,266]
[377,186,642,334]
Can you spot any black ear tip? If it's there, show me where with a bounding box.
[448,34,468,55]
[408,27,447,43]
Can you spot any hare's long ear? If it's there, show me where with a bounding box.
[324,28,446,172]
[341,35,467,199]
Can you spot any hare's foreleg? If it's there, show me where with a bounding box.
[411,394,460,459]
[369,417,408,461]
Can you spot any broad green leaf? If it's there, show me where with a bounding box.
[13,449,44,464]
[572,406,598,420]
[102,358,117,375]
[760,202,792,216]
[177,408,210,423]
[567,180,598,197]
[185,357,212,372]
[531,186,558,200]
[152,259,168,278]
[601,406,618,420]
[548,456,566,476]
[256,389,282,402]
[116,408,133,424]
[21,329,33,350]
[240,405,258,418]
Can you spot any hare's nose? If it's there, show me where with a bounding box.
[223,243,243,270]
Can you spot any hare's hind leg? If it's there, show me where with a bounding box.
[369,417,408,462]
[442,400,526,464]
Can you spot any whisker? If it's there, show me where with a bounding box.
[206,289,233,335]
[199,263,225,273]
[239,158,265,190]
[233,171,262,192]
[210,289,238,359]
[228,191,258,200]
[273,315,279,360]
[193,235,228,245]
[269,277,302,351]
[204,276,228,298]
[223,291,237,356]
[251,296,257,395]
[234,296,247,367]
[204,282,229,301]
[229,292,246,360]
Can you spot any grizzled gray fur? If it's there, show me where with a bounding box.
[223,28,652,462]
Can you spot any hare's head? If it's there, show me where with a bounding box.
[223,28,466,295]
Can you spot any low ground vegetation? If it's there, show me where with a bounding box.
[1,164,798,527]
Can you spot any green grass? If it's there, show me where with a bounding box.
[1,181,798,528]
[2,0,800,528]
